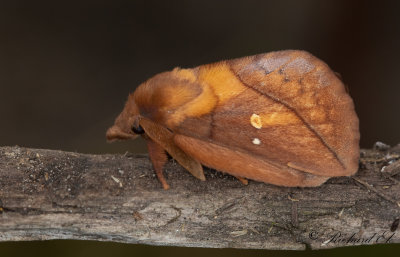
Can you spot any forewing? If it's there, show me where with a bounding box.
[173,51,359,177]
[227,50,360,176]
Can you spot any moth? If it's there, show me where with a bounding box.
[106,50,360,189]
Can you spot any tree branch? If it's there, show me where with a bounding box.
[0,144,399,250]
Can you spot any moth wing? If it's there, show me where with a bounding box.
[173,91,345,179]
[172,51,359,178]
[174,134,329,187]
[228,50,360,176]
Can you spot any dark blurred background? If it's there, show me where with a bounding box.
[1,0,400,256]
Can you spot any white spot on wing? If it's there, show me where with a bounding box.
[252,138,261,145]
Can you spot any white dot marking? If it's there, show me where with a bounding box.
[252,138,261,145]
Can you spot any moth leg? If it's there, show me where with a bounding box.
[234,176,248,185]
[140,117,205,181]
[146,139,170,190]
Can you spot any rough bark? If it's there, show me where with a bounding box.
[0,144,399,250]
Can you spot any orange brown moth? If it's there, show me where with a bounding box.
[106,50,360,190]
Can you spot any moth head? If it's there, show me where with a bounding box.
[106,93,143,142]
